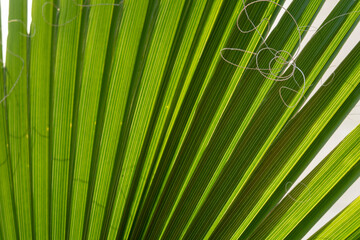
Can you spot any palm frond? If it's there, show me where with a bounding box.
[0,0,359,239]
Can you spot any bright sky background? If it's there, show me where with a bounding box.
[0,0,359,239]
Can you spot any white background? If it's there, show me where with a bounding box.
[0,0,359,239]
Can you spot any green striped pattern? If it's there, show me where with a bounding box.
[309,196,360,240]
[29,0,53,239]
[0,0,359,239]
[5,0,31,239]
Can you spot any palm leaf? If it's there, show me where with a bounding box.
[0,0,359,239]
[249,124,360,239]
[309,195,360,240]
[29,0,53,239]
[5,0,31,239]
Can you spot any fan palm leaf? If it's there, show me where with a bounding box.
[0,0,359,239]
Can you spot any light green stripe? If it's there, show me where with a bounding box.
[29,0,54,239]
[68,1,115,239]
[86,0,150,238]
[51,1,83,238]
[5,0,32,239]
